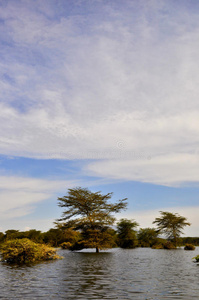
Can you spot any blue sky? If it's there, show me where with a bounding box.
[0,0,199,235]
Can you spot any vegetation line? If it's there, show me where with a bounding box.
[0,187,197,264]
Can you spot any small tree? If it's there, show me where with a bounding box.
[153,211,191,247]
[137,228,159,247]
[117,219,139,248]
[42,228,67,247]
[25,230,43,243]
[56,187,127,252]
[0,232,4,243]
[4,230,21,240]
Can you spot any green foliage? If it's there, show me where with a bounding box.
[181,237,199,246]
[163,241,176,249]
[117,219,139,248]
[137,228,159,247]
[62,228,80,243]
[152,240,176,249]
[60,242,72,249]
[0,232,4,243]
[25,230,43,243]
[106,228,117,247]
[3,229,43,243]
[1,238,61,264]
[42,227,80,247]
[0,227,81,249]
[81,227,116,251]
[153,211,191,247]
[193,255,199,262]
[42,228,66,246]
[57,187,127,252]
[184,244,195,250]
[4,230,21,240]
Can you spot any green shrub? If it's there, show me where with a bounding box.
[152,241,176,249]
[0,238,61,264]
[193,255,199,262]
[138,228,159,247]
[163,241,176,249]
[184,244,195,250]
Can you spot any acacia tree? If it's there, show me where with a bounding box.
[137,228,159,247]
[153,211,191,247]
[117,219,139,248]
[56,187,127,252]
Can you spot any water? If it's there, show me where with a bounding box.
[0,247,199,299]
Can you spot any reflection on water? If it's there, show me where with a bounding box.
[0,248,199,299]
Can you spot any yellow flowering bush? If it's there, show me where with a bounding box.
[1,238,61,264]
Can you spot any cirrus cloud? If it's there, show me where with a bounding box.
[0,0,199,188]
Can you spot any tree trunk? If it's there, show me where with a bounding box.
[96,247,99,253]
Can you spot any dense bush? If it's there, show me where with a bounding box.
[42,228,81,247]
[0,238,61,264]
[152,241,176,249]
[163,241,176,249]
[184,244,195,250]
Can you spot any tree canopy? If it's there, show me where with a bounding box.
[56,187,127,252]
[137,228,159,247]
[117,218,139,248]
[153,211,191,247]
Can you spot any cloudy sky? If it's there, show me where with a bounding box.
[0,0,199,235]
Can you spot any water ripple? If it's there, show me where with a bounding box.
[0,248,199,299]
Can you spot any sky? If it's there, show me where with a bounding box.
[0,0,199,236]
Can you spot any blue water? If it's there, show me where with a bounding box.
[0,247,199,299]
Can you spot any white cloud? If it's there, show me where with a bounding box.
[0,1,199,187]
[86,152,199,187]
[0,175,77,220]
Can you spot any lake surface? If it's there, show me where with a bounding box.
[0,247,199,299]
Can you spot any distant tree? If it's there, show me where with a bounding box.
[117,219,139,248]
[56,187,127,252]
[153,211,191,247]
[137,228,159,247]
[25,229,43,243]
[181,237,199,246]
[4,230,21,240]
[0,232,4,243]
[2,230,43,243]
[54,224,81,248]
[42,228,66,247]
